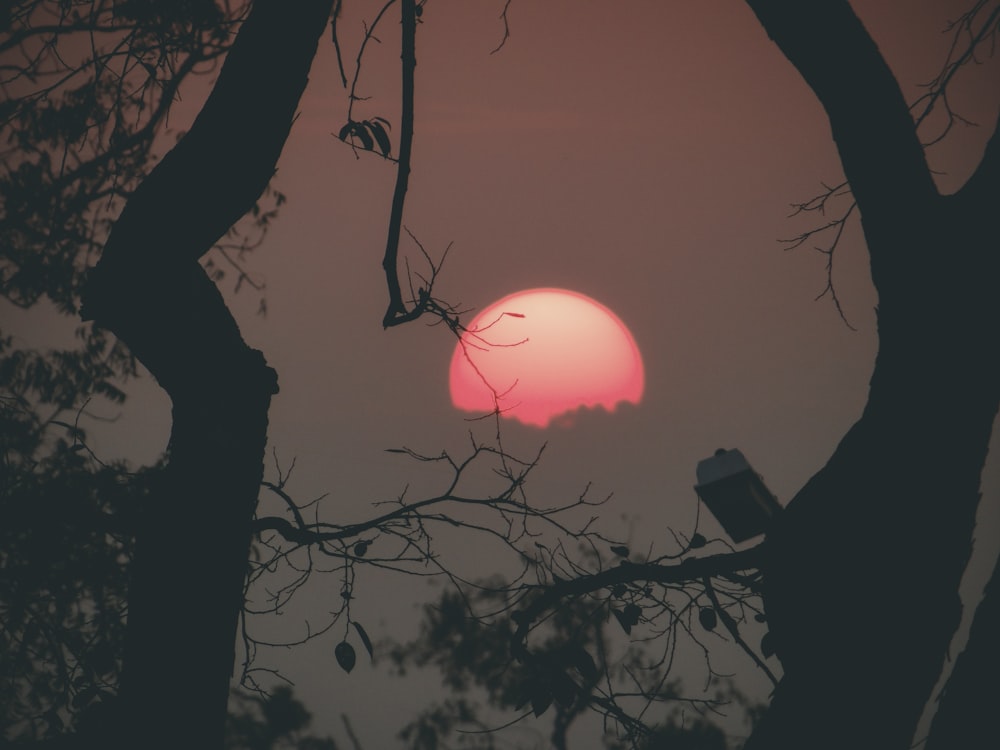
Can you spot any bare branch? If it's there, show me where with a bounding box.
[510,546,765,655]
[491,0,513,55]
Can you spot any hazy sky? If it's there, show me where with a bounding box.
[8,1,1000,746]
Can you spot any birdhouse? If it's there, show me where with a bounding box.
[694,448,782,543]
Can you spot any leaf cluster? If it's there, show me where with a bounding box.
[388,584,607,748]
[226,685,338,750]
[0,401,152,742]
[1,1,280,385]
[337,117,392,158]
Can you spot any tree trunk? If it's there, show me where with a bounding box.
[80,1,334,747]
[926,548,1000,748]
[923,108,1000,749]
[741,2,1000,749]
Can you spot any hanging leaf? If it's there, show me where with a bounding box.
[613,603,641,635]
[335,641,356,673]
[353,540,368,557]
[367,119,391,157]
[612,608,632,635]
[611,583,626,598]
[754,612,767,623]
[353,622,374,661]
[354,124,373,151]
[689,533,707,549]
[610,545,630,558]
[761,632,775,659]
[623,603,642,626]
[337,121,354,141]
[698,607,718,631]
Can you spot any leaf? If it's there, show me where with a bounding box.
[551,671,578,708]
[611,584,626,598]
[689,533,707,549]
[354,123,373,151]
[335,641,356,673]
[761,632,775,659]
[610,545,630,558]
[623,603,642,627]
[367,119,391,157]
[567,646,598,682]
[337,121,353,141]
[353,541,368,557]
[530,687,552,718]
[513,683,531,711]
[353,622,374,661]
[754,613,767,623]
[698,607,718,631]
[612,608,634,635]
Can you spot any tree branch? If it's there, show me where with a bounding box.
[382,0,418,327]
[958,89,1000,204]
[510,546,765,655]
[744,0,938,280]
[85,0,333,283]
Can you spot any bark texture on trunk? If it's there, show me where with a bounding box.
[741,2,1000,749]
[80,1,334,747]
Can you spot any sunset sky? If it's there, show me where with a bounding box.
[7,1,999,746]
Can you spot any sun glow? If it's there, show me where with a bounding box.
[448,288,644,427]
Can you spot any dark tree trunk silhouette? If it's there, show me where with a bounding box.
[926,552,1000,748]
[80,1,334,747]
[742,2,999,749]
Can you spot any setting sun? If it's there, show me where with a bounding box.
[448,289,644,427]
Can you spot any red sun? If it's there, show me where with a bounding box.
[449,288,644,427]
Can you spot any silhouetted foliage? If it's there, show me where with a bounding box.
[0,311,140,693]
[226,686,338,750]
[389,570,763,750]
[607,719,728,750]
[1,0,280,399]
[0,358,148,741]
